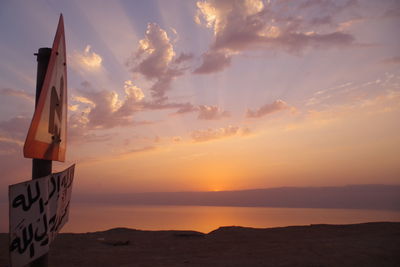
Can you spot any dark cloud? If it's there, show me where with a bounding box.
[0,140,21,155]
[174,52,194,64]
[273,32,354,52]
[0,88,34,102]
[70,81,198,132]
[170,103,230,120]
[299,0,358,12]
[246,100,291,118]
[143,100,195,112]
[383,7,400,18]
[120,146,157,156]
[127,23,188,101]
[0,116,30,140]
[191,125,250,142]
[172,136,182,143]
[67,127,113,144]
[194,51,232,74]
[310,16,333,25]
[194,0,357,74]
[0,116,30,156]
[173,103,198,114]
[381,56,400,65]
[197,105,230,120]
[71,88,144,130]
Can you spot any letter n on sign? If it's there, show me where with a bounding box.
[23,14,67,162]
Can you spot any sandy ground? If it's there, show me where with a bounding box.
[1,222,400,267]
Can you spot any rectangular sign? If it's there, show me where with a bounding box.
[9,164,75,267]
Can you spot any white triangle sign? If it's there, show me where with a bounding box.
[24,15,67,162]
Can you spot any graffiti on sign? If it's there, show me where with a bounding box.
[9,164,75,267]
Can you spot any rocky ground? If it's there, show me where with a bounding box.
[1,222,400,267]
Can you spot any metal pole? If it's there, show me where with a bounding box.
[30,47,52,267]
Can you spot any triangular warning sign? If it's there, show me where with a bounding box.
[24,15,67,162]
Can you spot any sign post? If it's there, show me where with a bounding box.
[31,46,52,267]
[28,14,67,267]
[8,14,71,267]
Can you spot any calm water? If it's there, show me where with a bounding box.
[1,203,400,233]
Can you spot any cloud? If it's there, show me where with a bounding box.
[0,116,31,140]
[383,6,400,18]
[174,52,194,64]
[70,78,228,142]
[70,80,199,132]
[310,16,333,26]
[118,146,157,156]
[0,136,23,146]
[336,18,363,31]
[197,105,230,120]
[0,116,30,154]
[75,90,124,129]
[174,103,198,114]
[172,136,182,143]
[299,0,358,11]
[126,24,199,113]
[246,100,291,118]
[305,72,400,108]
[171,103,230,120]
[70,80,145,130]
[191,125,250,142]
[357,90,400,112]
[381,56,400,65]
[193,51,232,74]
[194,0,356,74]
[128,23,187,101]
[67,128,113,144]
[0,88,34,102]
[142,100,198,114]
[116,80,146,117]
[0,138,22,155]
[73,45,102,70]
[124,80,145,101]
[0,137,23,155]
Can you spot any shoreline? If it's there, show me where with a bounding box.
[2,222,400,266]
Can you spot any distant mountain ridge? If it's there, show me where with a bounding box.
[74,184,400,210]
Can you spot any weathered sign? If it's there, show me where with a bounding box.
[9,164,75,267]
[23,14,67,162]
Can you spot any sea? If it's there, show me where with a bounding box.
[12,203,400,233]
[1,203,400,233]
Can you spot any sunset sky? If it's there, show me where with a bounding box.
[0,0,399,199]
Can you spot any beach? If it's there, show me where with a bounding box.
[1,222,399,267]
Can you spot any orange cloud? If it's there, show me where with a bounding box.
[73,45,102,70]
[70,81,145,130]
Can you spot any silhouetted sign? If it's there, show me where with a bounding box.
[24,15,67,161]
[9,164,75,267]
